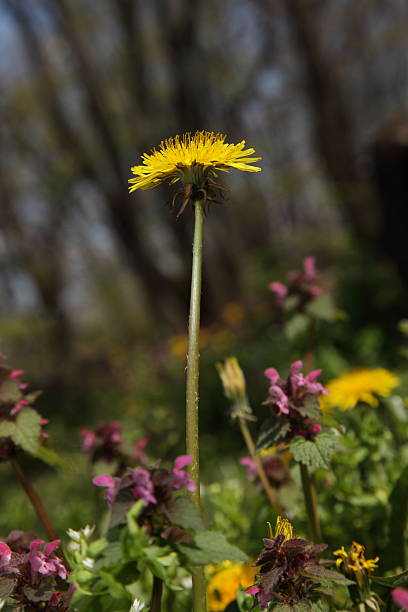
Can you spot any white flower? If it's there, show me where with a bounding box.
[82,557,95,569]
[66,528,81,542]
[81,525,95,539]
[129,598,145,611]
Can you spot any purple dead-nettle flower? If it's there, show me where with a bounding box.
[134,437,149,464]
[264,360,328,440]
[79,421,123,464]
[172,455,196,491]
[240,455,290,489]
[29,539,67,579]
[392,588,408,611]
[268,256,328,312]
[0,541,11,566]
[93,455,195,535]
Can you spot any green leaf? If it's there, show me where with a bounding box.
[290,432,341,471]
[372,568,408,587]
[98,571,131,600]
[0,408,41,454]
[296,395,321,420]
[285,314,310,340]
[0,576,17,598]
[301,564,354,585]
[306,295,338,322]
[382,466,408,570]
[94,542,123,570]
[255,417,290,453]
[165,495,205,532]
[311,600,330,612]
[0,379,21,402]
[33,445,66,468]
[180,531,248,565]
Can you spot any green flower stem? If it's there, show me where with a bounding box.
[299,463,321,543]
[186,200,207,612]
[149,575,163,612]
[12,459,58,541]
[239,419,285,515]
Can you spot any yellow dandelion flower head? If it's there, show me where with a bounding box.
[320,368,400,412]
[207,562,257,611]
[128,131,261,194]
[334,541,379,585]
[216,356,246,401]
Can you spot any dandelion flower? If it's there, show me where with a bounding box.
[129,131,261,214]
[207,563,257,611]
[321,368,400,412]
[334,541,379,587]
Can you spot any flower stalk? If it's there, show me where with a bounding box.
[186,200,207,612]
[12,459,58,541]
[299,462,321,543]
[239,419,284,515]
[149,575,163,612]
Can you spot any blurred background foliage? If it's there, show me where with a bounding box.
[1,0,408,572]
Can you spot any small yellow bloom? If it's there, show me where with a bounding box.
[216,357,246,402]
[269,516,294,541]
[321,368,400,412]
[207,563,257,611]
[334,541,379,586]
[128,131,261,193]
[221,302,245,326]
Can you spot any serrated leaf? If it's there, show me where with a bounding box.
[256,417,290,453]
[180,531,248,565]
[372,568,408,587]
[296,395,321,420]
[285,314,310,340]
[12,408,41,454]
[33,445,66,468]
[0,379,21,402]
[306,295,338,321]
[164,495,204,532]
[290,432,341,471]
[0,576,17,598]
[0,409,41,454]
[94,542,123,570]
[302,564,354,585]
[311,600,330,612]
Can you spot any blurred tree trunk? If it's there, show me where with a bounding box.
[5,0,184,328]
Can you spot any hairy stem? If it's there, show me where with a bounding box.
[12,459,58,541]
[149,575,163,612]
[239,419,284,515]
[299,462,321,543]
[186,200,207,611]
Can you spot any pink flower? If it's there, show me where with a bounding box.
[9,370,24,379]
[172,455,196,492]
[134,438,149,464]
[0,541,11,566]
[268,281,288,306]
[10,398,29,416]
[393,588,408,611]
[246,586,261,595]
[130,468,157,505]
[303,256,319,282]
[28,540,67,579]
[92,474,117,507]
[239,457,257,480]
[79,428,97,452]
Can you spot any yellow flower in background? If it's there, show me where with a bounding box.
[321,368,400,412]
[207,563,257,611]
[334,541,379,587]
[221,302,245,326]
[128,131,261,193]
[216,357,246,401]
